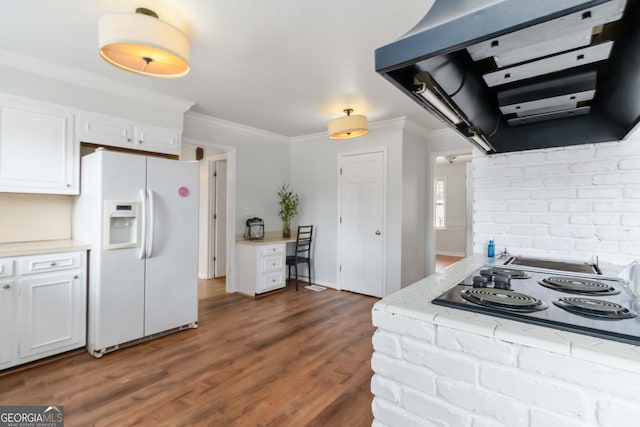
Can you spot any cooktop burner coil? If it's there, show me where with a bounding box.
[538,276,620,295]
[461,288,547,312]
[553,297,637,320]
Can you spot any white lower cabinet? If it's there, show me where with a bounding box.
[0,277,15,369]
[237,243,286,295]
[0,251,86,370]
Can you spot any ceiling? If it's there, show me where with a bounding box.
[0,0,446,138]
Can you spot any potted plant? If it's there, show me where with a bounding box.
[277,183,299,238]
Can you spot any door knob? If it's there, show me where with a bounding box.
[375,230,381,235]
[3,284,9,290]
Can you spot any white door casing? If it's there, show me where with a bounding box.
[213,159,228,278]
[338,150,386,298]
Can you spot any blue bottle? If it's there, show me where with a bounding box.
[488,240,495,258]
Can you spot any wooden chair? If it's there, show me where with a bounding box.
[286,225,313,291]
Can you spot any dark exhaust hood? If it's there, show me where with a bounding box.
[375,0,640,154]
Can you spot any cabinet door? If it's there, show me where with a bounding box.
[76,113,135,149]
[0,279,15,368]
[134,124,180,155]
[18,270,85,360]
[0,100,78,194]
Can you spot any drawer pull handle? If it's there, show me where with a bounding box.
[3,284,9,290]
[50,262,57,267]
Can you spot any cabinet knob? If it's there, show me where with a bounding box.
[50,262,57,267]
[139,140,143,144]
[73,275,79,279]
[127,138,131,142]
[375,230,381,235]
[3,284,9,290]
[66,183,71,188]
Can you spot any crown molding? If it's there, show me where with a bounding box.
[0,48,194,113]
[185,111,290,144]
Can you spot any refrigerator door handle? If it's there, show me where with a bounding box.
[147,188,155,258]
[138,188,147,260]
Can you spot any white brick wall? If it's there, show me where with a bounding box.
[371,310,640,427]
[472,139,640,265]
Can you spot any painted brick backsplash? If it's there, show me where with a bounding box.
[473,139,640,265]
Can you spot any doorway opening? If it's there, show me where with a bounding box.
[182,139,237,294]
[428,150,473,273]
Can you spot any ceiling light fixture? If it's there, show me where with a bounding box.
[328,109,369,140]
[98,7,190,78]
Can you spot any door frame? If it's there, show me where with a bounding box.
[183,137,237,294]
[427,148,473,275]
[336,147,387,297]
[207,154,228,279]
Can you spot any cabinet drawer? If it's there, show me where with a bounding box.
[259,271,285,293]
[260,244,284,257]
[261,255,284,273]
[19,252,82,275]
[0,259,15,278]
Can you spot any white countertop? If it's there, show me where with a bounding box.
[0,239,91,257]
[374,255,640,373]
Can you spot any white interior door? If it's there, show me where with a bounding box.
[339,151,385,298]
[213,160,227,278]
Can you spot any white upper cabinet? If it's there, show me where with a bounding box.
[76,112,135,149]
[77,112,181,155]
[0,96,78,194]
[134,123,180,154]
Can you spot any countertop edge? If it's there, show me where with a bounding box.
[0,239,92,257]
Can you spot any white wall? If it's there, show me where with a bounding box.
[401,129,429,287]
[473,138,640,266]
[289,119,405,295]
[183,113,290,235]
[435,160,468,257]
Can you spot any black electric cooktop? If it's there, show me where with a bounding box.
[432,265,640,345]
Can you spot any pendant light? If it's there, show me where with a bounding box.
[328,109,369,140]
[98,7,190,78]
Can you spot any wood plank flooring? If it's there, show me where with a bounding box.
[0,282,377,426]
[436,254,464,272]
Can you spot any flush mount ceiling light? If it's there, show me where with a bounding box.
[98,7,190,78]
[328,109,369,140]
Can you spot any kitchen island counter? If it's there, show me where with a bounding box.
[372,256,640,427]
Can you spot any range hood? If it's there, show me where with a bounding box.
[375,0,640,154]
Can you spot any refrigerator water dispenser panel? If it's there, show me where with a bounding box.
[104,201,140,250]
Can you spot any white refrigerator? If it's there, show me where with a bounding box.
[73,149,199,357]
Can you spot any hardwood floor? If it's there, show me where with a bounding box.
[0,281,377,426]
[436,254,464,271]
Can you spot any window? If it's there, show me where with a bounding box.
[434,177,446,229]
